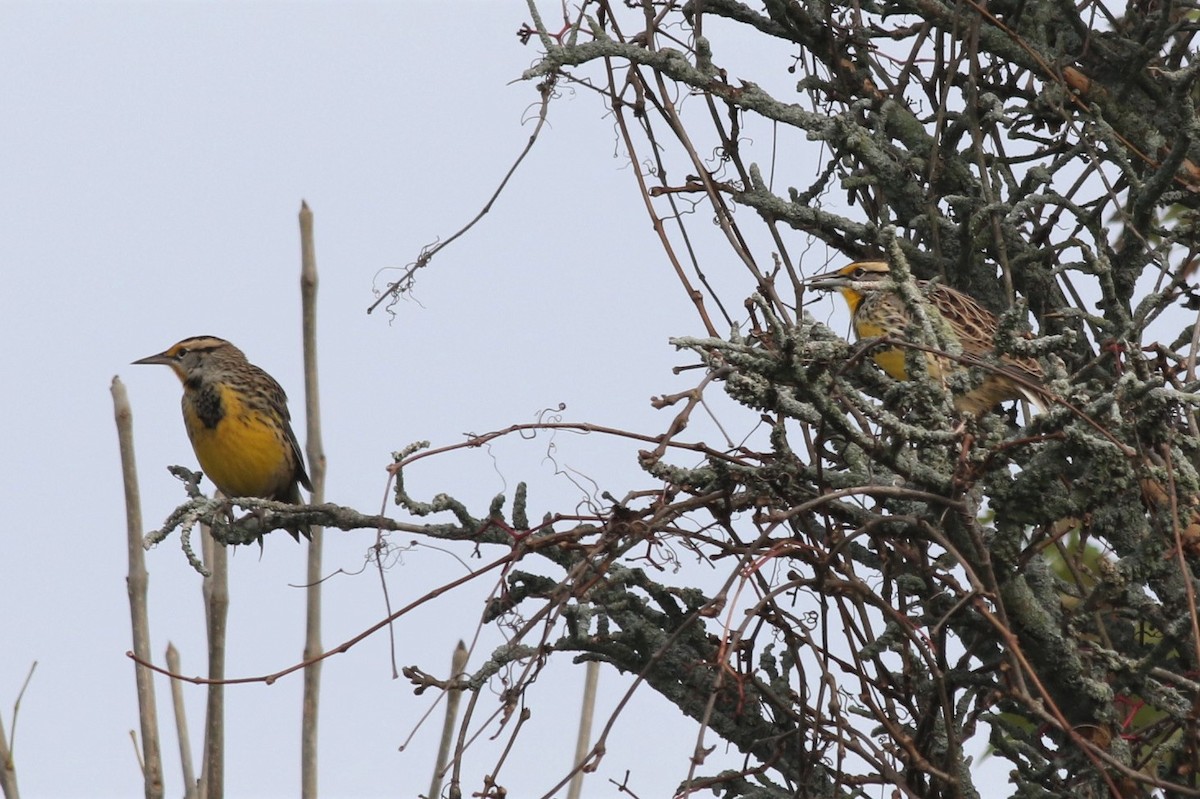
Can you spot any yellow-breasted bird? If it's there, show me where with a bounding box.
[808,260,1047,414]
[134,336,312,541]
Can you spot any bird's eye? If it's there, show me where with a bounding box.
[853,268,866,278]
[175,347,188,358]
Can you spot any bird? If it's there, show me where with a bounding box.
[133,335,312,541]
[807,260,1047,414]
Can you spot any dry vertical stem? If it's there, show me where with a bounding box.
[111,376,164,799]
[566,661,600,799]
[0,666,27,799]
[0,714,14,799]
[164,643,197,799]
[428,640,469,799]
[299,199,326,799]
[198,524,227,799]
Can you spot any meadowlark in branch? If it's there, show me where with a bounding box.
[807,260,1048,414]
[134,336,312,541]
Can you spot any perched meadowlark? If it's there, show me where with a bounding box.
[134,336,312,541]
[808,260,1047,414]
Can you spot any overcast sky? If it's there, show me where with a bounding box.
[0,3,1050,798]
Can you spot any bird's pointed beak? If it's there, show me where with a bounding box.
[132,351,172,366]
[805,269,850,291]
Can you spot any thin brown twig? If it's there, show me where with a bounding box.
[368,76,556,315]
[126,551,516,687]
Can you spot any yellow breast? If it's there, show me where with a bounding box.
[182,382,293,499]
[853,306,947,384]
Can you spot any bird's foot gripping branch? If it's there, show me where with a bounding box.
[141,466,320,573]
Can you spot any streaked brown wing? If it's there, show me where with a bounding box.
[247,364,313,495]
[927,283,1042,379]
